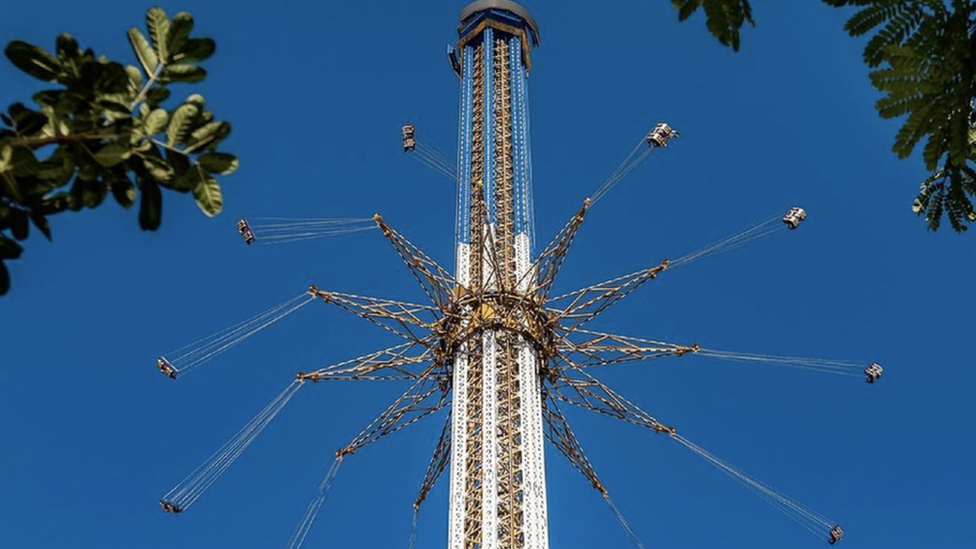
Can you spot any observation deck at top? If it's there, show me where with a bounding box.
[457,0,540,70]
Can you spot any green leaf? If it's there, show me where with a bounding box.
[71,178,108,209]
[5,41,62,81]
[97,98,131,115]
[185,94,205,108]
[36,147,76,186]
[0,236,22,260]
[187,121,230,152]
[143,108,169,135]
[38,191,74,215]
[1,173,23,204]
[55,34,82,80]
[167,103,199,147]
[191,167,223,216]
[127,27,159,75]
[0,261,9,295]
[110,176,137,208]
[146,6,171,64]
[92,63,131,94]
[176,38,215,63]
[160,64,207,84]
[125,65,143,92]
[55,33,80,63]
[94,141,131,167]
[673,0,703,22]
[30,212,51,241]
[142,155,175,183]
[138,177,162,230]
[12,110,48,136]
[166,147,191,176]
[168,12,195,58]
[9,146,41,177]
[0,143,11,173]
[10,208,29,240]
[197,153,239,175]
[673,0,754,52]
[145,86,171,108]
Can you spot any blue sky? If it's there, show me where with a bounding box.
[1,1,973,548]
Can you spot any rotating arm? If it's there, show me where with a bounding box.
[541,390,606,494]
[414,410,452,509]
[548,360,675,435]
[337,362,450,457]
[374,215,457,311]
[546,260,670,335]
[309,287,439,345]
[558,329,699,369]
[299,340,440,382]
[531,199,590,301]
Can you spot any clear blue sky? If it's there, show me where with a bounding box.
[1,1,972,548]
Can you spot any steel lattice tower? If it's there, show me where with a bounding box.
[451,2,545,548]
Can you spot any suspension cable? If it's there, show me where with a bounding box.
[160,380,304,513]
[236,217,377,247]
[157,292,315,379]
[672,433,841,543]
[590,123,678,206]
[590,137,649,205]
[283,455,344,549]
[406,504,420,549]
[696,349,873,379]
[669,212,788,269]
[404,128,457,182]
[603,492,647,549]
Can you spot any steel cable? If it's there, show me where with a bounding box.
[161,380,303,511]
[159,293,314,378]
[284,456,344,549]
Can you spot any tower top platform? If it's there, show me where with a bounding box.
[459,0,541,45]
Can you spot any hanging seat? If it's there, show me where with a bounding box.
[646,123,678,148]
[782,207,807,229]
[864,363,883,383]
[156,357,178,379]
[828,524,844,544]
[402,124,417,152]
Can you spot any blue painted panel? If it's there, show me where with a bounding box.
[483,28,495,225]
[523,63,536,251]
[457,44,475,245]
[510,35,527,238]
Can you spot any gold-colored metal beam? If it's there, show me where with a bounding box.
[337,362,450,457]
[374,215,458,312]
[557,329,699,369]
[547,359,676,436]
[415,410,453,509]
[541,390,606,495]
[546,259,671,335]
[308,286,439,345]
[530,199,590,302]
[298,339,439,382]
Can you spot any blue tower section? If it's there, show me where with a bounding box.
[454,1,540,273]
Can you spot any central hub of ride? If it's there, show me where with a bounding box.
[439,289,557,363]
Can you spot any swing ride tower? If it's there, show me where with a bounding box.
[449,2,545,548]
[156,2,883,548]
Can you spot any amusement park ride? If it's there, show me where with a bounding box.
[156,2,882,548]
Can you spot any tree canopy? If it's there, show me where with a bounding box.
[0,7,236,294]
[674,0,976,232]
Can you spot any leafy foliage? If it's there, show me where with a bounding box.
[674,0,976,232]
[0,7,237,294]
[824,0,976,231]
[671,0,755,51]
